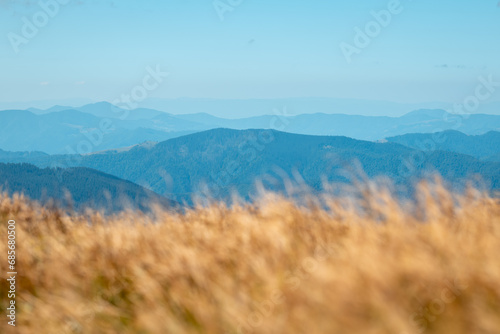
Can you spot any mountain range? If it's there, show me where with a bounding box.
[2,129,499,204]
[0,106,199,154]
[1,102,500,154]
[4,98,500,118]
[1,102,499,209]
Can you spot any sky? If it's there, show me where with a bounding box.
[0,0,499,105]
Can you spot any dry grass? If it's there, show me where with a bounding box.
[1,181,500,334]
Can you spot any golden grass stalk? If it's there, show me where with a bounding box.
[0,181,499,334]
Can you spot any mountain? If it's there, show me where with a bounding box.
[0,98,94,111]
[0,149,49,160]
[76,102,129,119]
[176,110,500,140]
[77,102,166,120]
[4,98,500,118]
[28,105,73,114]
[149,113,208,132]
[0,109,80,153]
[6,129,499,204]
[26,102,166,120]
[2,104,500,154]
[138,98,469,118]
[386,130,500,160]
[0,109,195,154]
[0,163,177,212]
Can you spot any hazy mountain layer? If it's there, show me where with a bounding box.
[385,130,500,160]
[1,103,500,154]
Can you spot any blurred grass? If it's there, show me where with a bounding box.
[0,181,499,334]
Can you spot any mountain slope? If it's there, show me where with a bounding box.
[9,129,499,204]
[0,148,48,160]
[386,130,500,160]
[0,109,194,154]
[0,163,176,212]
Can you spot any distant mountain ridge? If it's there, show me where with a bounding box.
[138,98,500,118]
[386,130,500,160]
[0,107,198,154]
[175,109,500,140]
[1,102,500,154]
[0,148,48,159]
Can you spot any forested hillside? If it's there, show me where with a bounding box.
[0,163,176,212]
[386,130,500,160]
[5,129,498,204]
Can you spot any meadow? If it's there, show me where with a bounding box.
[1,181,499,334]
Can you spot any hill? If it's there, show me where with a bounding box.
[0,163,176,212]
[486,153,500,162]
[386,130,500,160]
[7,129,499,204]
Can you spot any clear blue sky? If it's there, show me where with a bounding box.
[0,0,499,104]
